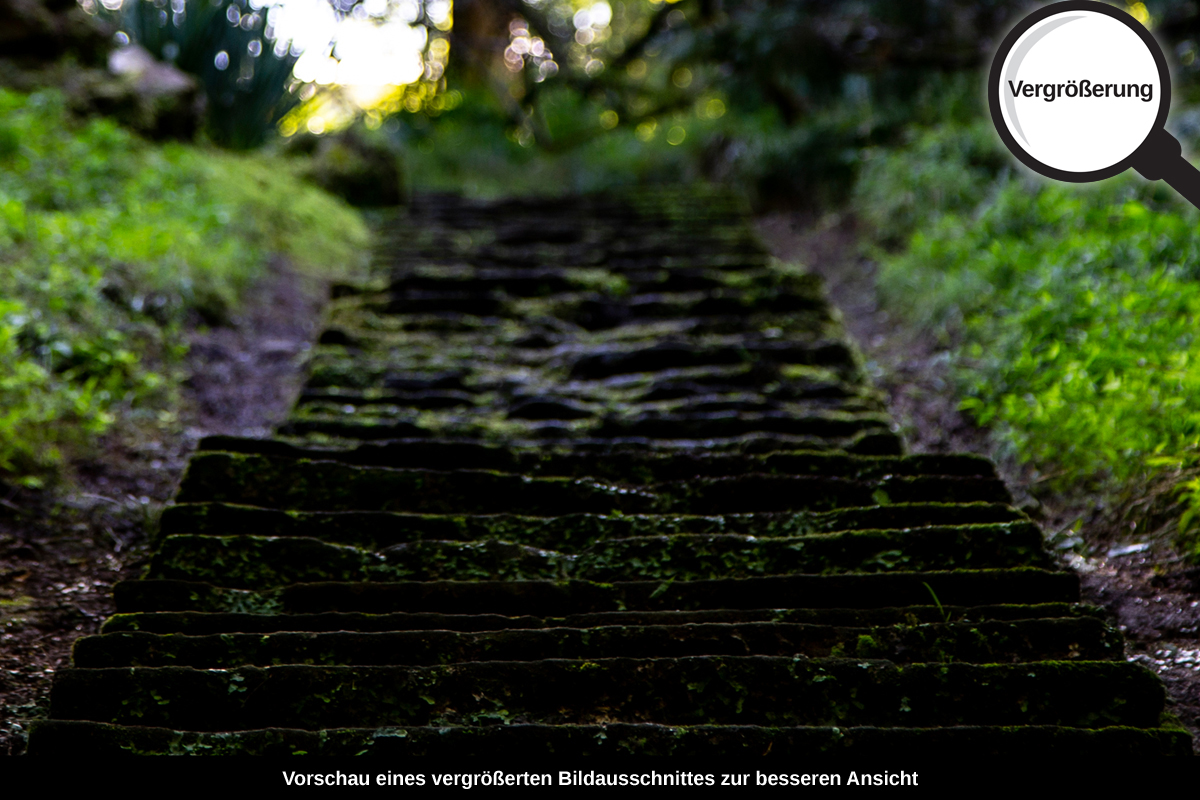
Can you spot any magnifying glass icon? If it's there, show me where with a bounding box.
[989,0,1200,208]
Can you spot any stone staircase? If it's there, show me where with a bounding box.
[26,189,1192,756]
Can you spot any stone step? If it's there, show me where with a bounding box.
[176,453,1010,513]
[73,617,1121,669]
[111,569,1080,615]
[290,395,884,424]
[566,341,856,379]
[332,291,832,332]
[376,266,813,300]
[315,335,858,365]
[159,502,1024,551]
[274,422,902,453]
[251,430,904,457]
[48,659,1165,731]
[99,603,1106,635]
[557,291,831,328]
[298,378,867,412]
[388,262,789,284]
[176,453,658,514]
[302,341,860,393]
[193,437,996,481]
[146,523,1051,588]
[298,389,478,410]
[585,411,891,440]
[280,408,896,443]
[569,524,1050,581]
[26,720,1193,757]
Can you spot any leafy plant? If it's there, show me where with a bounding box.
[858,119,1200,558]
[101,0,301,148]
[0,88,366,483]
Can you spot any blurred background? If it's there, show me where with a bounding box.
[5,0,1200,557]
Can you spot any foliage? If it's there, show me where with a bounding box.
[99,0,300,148]
[857,119,1200,553]
[0,88,366,483]
[447,0,1023,141]
[854,118,1010,244]
[365,1,1024,202]
[286,124,406,206]
[395,84,738,197]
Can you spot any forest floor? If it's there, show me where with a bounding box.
[758,211,1200,753]
[0,258,327,755]
[2,212,1197,755]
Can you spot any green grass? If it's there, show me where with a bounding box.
[855,118,1200,556]
[0,89,367,484]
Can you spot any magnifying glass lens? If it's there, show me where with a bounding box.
[993,2,1200,209]
[998,11,1161,173]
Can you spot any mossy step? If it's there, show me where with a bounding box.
[100,603,1107,635]
[299,374,862,411]
[73,618,1121,669]
[26,720,1193,757]
[311,341,844,385]
[177,453,657,514]
[382,265,798,297]
[302,340,858,391]
[278,418,434,441]
[616,362,839,391]
[542,291,831,327]
[317,328,875,360]
[149,535,571,587]
[297,395,844,424]
[338,291,832,332]
[48,659,1164,730]
[300,362,856,402]
[571,524,1051,581]
[589,411,894,441]
[304,357,487,391]
[375,274,800,304]
[160,502,1023,551]
[309,362,792,398]
[276,425,902,456]
[298,389,477,411]
[177,452,1009,513]
[321,308,493,334]
[566,341,855,379]
[380,292,506,316]
[389,267,592,296]
[291,396,885,426]
[666,473,1013,512]
[328,301,836,341]
[146,524,1051,588]
[186,440,993,486]
[112,570,1080,616]
[207,430,902,458]
[279,409,895,444]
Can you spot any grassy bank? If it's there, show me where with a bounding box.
[0,89,368,485]
[856,118,1200,557]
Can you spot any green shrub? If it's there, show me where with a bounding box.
[0,88,366,483]
[859,120,1200,554]
[103,0,301,149]
[855,120,1009,244]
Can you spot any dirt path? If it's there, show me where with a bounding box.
[757,211,1200,752]
[0,259,326,755]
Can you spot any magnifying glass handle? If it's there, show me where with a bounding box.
[1132,128,1200,211]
